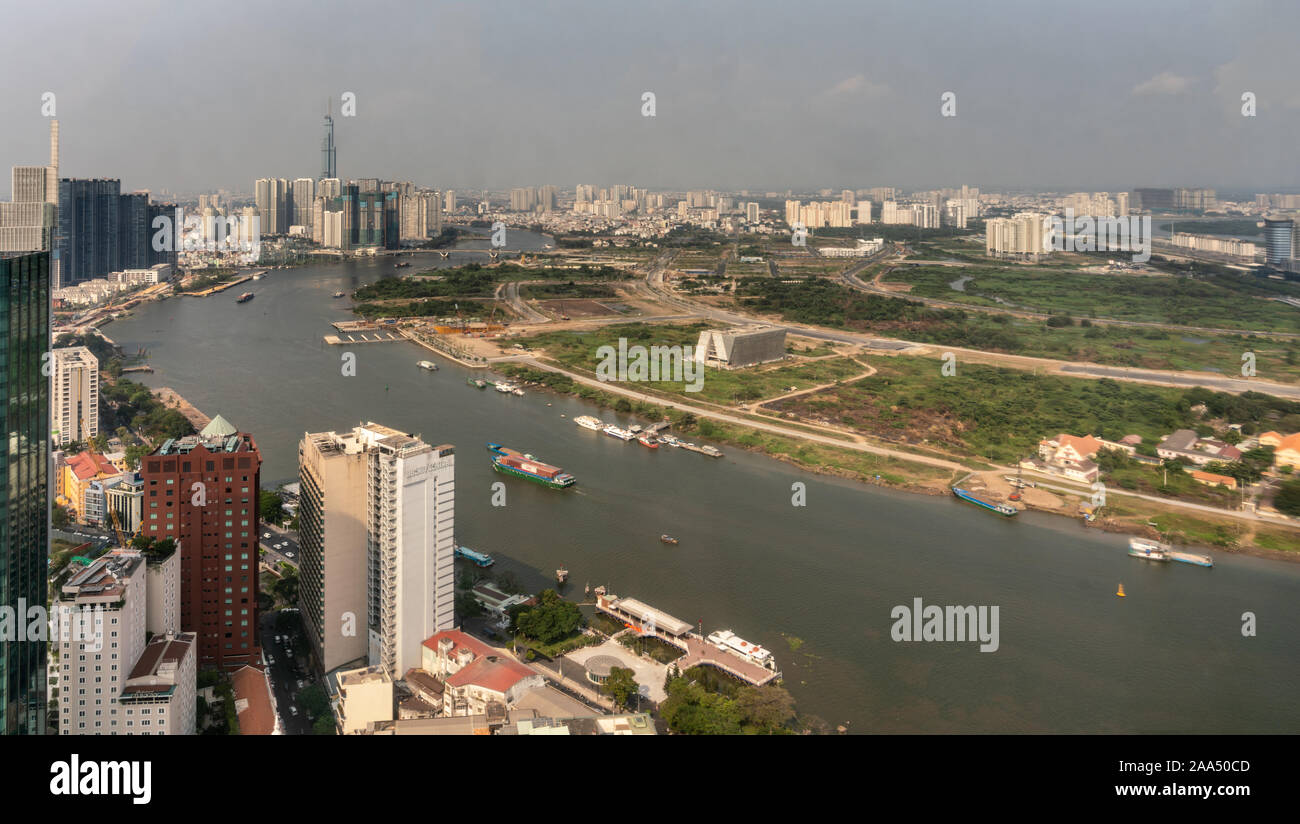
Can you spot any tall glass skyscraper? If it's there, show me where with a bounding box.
[0,250,50,735]
[320,105,337,181]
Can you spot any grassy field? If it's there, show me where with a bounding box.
[764,354,1298,464]
[885,264,1300,332]
[515,322,870,406]
[733,276,1300,381]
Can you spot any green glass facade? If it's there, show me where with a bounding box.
[0,251,50,735]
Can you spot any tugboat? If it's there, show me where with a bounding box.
[637,434,659,449]
[556,566,568,584]
[660,534,679,545]
[235,291,254,304]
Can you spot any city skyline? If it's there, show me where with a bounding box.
[3,1,1300,196]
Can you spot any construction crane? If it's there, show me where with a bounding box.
[108,504,130,548]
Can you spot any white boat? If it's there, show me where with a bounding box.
[1128,538,1170,561]
[494,381,514,393]
[511,387,525,396]
[603,424,635,441]
[706,630,777,671]
[574,415,604,431]
[417,360,438,371]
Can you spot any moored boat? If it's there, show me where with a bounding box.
[556,566,568,583]
[455,546,495,567]
[603,424,635,441]
[417,360,438,371]
[951,487,1018,517]
[1169,550,1214,568]
[1128,538,1170,561]
[574,415,604,431]
[637,434,659,449]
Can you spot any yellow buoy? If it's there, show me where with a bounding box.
[1116,583,1126,598]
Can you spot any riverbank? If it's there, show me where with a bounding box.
[495,360,1300,560]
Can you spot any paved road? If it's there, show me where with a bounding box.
[259,611,316,735]
[260,525,300,567]
[496,280,550,324]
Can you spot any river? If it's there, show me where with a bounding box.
[102,230,1300,733]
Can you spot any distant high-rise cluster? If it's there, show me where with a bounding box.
[986,212,1051,260]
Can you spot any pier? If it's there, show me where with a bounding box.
[595,592,780,686]
[323,332,406,345]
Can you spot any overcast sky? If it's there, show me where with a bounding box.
[2,0,1298,197]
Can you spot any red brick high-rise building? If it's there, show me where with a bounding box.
[140,415,262,670]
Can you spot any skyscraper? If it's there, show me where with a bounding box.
[0,120,59,256]
[297,424,454,679]
[320,103,337,181]
[51,346,99,446]
[139,415,262,671]
[0,250,50,735]
[1263,217,1295,266]
[56,178,121,285]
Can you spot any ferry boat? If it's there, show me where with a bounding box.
[603,425,635,441]
[706,630,778,672]
[660,534,678,545]
[1169,550,1214,568]
[1128,538,1170,561]
[951,487,1018,517]
[698,445,723,457]
[417,360,438,371]
[511,387,525,396]
[574,415,604,431]
[637,434,659,449]
[235,292,254,304]
[455,546,494,567]
[487,443,576,489]
[494,381,515,393]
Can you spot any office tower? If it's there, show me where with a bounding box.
[746,202,760,223]
[320,103,337,181]
[118,192,151,269]
[1132,188,1174,212]
[298,424,453,679]
[51,346,99,446]
[444,190,455,213]
[139,416,262,671]
[0,251,50,735]
[56,547,196,735]
[291,178,315,230]
[56,179,121,285]
[1263,217,1294,265]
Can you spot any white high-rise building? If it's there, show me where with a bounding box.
[986,212,1051,260]
[299,423,454,679]
[444,190,456,213]
[291,178,316,231]
[0,120,58,253]
[57,547,196,735]
[51,346,99,446]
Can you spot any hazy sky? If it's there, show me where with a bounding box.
[3,0,1298,196]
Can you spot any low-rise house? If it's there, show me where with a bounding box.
[1189,470,1238,490]
[1259,431,1300,470]
[1035,433,1102,482]
[421,630,545,717]
[1156,429,1242,467]
[471,582,536,624]
[334,665,394,734]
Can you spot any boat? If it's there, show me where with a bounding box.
[574,415,604,431]
[706,630,778,672]
[1169,550,1214,568]
[235,292,254,304]
[332,291,345,298]
[494,381,515,393]
[603,425,635,441]
[951,487,1018,517]
[1128,537,1170,561]
[486,443,576,489]
[556,566,568,583]
[660,534,678,544]
[467,376,487,388]
[455,546,495,567]
[637,434,659,449]
[511,387,525,396]
[698,445,723,457]
[395,261,411,268]
[417,360,438,371]
[251,273,262,281]
[1116,583,1126,598]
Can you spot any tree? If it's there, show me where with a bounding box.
[312,715,336,735]
[735,686,797,732]
[513,589,582,644]
[602,667,639,709]
[51,503,69,530]
[455,590,484,619]
[1274,478,1300,517]
[298,684,329,718]
[259,491,285,526]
